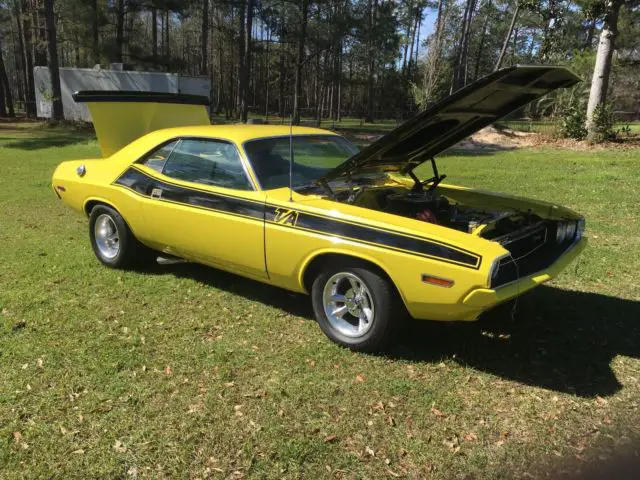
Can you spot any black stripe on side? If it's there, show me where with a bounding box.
[265,205,481,269]
[114,168,264,220]
[114,168,481,269]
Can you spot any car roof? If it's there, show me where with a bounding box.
[152,124,339,144]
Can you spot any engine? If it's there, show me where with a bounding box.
[382,191,504,233]
[342,186,542,236]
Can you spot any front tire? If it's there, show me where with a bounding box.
[88,205,151,269]
[311,261,401,352]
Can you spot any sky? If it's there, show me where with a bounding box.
[417,8,438,57]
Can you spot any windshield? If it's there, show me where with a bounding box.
[244,135,359,190]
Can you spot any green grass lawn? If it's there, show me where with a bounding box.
[1,123,640,478]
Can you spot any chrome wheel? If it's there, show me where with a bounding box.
[322,272,375,338]
[94,214,120,260]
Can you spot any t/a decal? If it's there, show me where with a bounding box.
[274,208,299,226]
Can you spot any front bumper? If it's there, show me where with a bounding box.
[462,237,587,310]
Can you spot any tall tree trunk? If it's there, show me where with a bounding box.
[0,75,6,116]
[32,0,47,66]
[216,7,224,115]
[91,0,99,65]
[452,0,476,91]
[314,23,321,125]
[13,1,27,114]
[201,0,209,75]
[292,0,309,125]
[336,34,343,122]
[10,18,25,109]
[18,0,36,116]
[451,0,469,92]
[0,81,7,117]
[406,9,417,77]
[74,31,80,66]
[278,9,285,120]
[495,1,519,70]
[237,0,245,116]
[151,6,157,62]
[365,0,378,122]
[0,34,13,116]
[586,0,623,140]
[164,9,170,63]
[336,44,342,122]
[414,4,421,68]
[401,24,409,73]
[473,0,491,80]
[116,0,124,62]
[239,0,254,123]
[585,16,597,49]
[264,28,270,119]
[539,0,558,61]
[44,0,62,120]
[407,3,421,78]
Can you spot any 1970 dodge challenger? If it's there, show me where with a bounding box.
[52,66,586,351]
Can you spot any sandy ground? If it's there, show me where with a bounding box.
[458,126,536,150]
[348,126,640,152]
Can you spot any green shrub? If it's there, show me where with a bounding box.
[559,103,587,140]
[587,103,617,143]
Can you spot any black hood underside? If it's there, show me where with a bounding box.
[320,65,580,183]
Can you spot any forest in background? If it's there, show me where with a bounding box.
[0,0,639,141]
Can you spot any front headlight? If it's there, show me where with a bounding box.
[556,222,567,244]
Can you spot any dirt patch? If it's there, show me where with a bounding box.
[458,126,536,151]
[346,125,640,152]
[345,126,537,151]
[467,127,640,151]
[526,133,640,151]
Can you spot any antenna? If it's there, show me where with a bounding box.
[289,112,294,202]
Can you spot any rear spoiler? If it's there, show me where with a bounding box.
[73,90,210,157]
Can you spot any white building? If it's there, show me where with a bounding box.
[34,66,211,121]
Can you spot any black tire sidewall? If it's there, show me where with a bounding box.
[88,205,136,268]
[311,262,397,352]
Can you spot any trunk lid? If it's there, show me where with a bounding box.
[72,91,210,157]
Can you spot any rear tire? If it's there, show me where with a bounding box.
[88,205,153,269]
[311,260,401,352]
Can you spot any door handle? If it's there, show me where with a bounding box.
[150,187,163,199]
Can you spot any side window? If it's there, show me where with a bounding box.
[140,140,179,173]
[162,139,252,190]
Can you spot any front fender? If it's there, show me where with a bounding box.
[295,247,411,311]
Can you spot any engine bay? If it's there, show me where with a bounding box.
[338,186,544,240]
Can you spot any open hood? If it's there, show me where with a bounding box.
[320,66,580,183]
[73,91,210,157]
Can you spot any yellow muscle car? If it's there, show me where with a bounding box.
[52,66,586,352]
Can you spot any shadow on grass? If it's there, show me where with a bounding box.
[157,262,313,319]
[143,263,638,398]
[3,133,94,150]
[390,285,640,398]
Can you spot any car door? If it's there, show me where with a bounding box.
[134,137,267,279]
